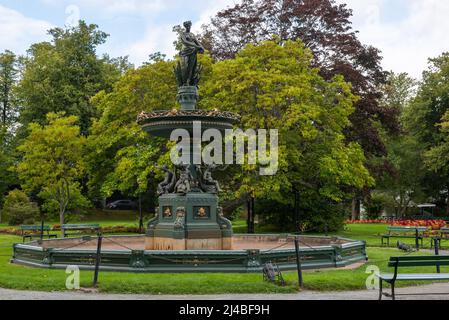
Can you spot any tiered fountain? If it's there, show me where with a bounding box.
[138,21,239,251]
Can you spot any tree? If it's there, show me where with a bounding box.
[201,39,373,228]
[0,50,18,127]
[17,21,128,135]
[0,50,20,207]
[425,111,449,214]
[16,113,88,228]
[0,122,17,208]
[202,0,399,162]
[374,72,422,217]
[404,53,449,215]
[86,59,179,200]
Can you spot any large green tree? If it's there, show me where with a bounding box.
[404,53,449,214]
[16,113,88,227]
[0,50,19,206]
[201,39,373,207]
[17,21,129,135]
[373,72,422,217]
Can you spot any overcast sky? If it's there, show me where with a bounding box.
[0,0,448,79]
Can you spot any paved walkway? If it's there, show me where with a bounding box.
[0,283,448,300]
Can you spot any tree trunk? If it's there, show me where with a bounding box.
[446,186,449,216]
[351,197,360,220]
[246,197,255,234]
[60,209,65,238]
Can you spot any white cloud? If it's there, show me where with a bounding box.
[337,0,449,79]
[0,5,53,54]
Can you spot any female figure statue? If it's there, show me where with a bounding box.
[176,21,205,87]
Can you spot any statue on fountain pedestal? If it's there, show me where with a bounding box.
[200,164,222,194]
[157,165,176,196]
[174,21,205,88]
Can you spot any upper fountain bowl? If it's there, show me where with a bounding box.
[138,108,241,138]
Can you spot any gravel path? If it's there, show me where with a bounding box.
[1,283,449,300]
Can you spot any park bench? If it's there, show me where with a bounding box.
[381,226,426,249]
[61,224,101,238]
[377,255,449,300]
[20,225,57,243]
[431,228,449,249]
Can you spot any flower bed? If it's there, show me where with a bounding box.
[392,219,447,230]
[346,219,387,224]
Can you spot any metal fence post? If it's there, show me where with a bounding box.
[93,234,103,287]
[415,229,419,250]
[40,219,45,241]
[434,237,441,274]
[294,236,304,290]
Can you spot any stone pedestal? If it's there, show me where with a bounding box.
[145,193,233,250]
[177,86,199,111]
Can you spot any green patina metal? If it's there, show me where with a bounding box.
[11,235,367,273]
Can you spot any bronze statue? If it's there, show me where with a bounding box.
[175,21,205,87]
[157,165,176,196]
[201,164,222,194]
[175,165,194,194]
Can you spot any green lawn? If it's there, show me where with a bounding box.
[0,228,447,294]
[335,223,444,250]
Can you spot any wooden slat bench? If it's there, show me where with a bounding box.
[20,225,57,243]
[381,226,426,249]
[377,255,449,300]
[61,224,101,238]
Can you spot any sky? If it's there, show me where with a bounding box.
[0,0,448,79]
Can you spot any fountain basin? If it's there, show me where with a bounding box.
[12,234,367,273]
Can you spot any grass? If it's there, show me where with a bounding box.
[334,223,447,250]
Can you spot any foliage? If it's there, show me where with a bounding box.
[17,21,128,135]
[364,192,387,219]
[374,72,422,217]
[202,0,399,166]
[16,113,88,226]
[0,50,19,127]
[0,50,19,206]
[86,59,179,199]
[1,189,39,226]
[201,39,373,204]
[404,53,449,214]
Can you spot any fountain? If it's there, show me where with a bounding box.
[137,20,239,251]
[11,22,367,273]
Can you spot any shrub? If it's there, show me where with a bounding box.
[254,195,347,233]
[1,189,39,226]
